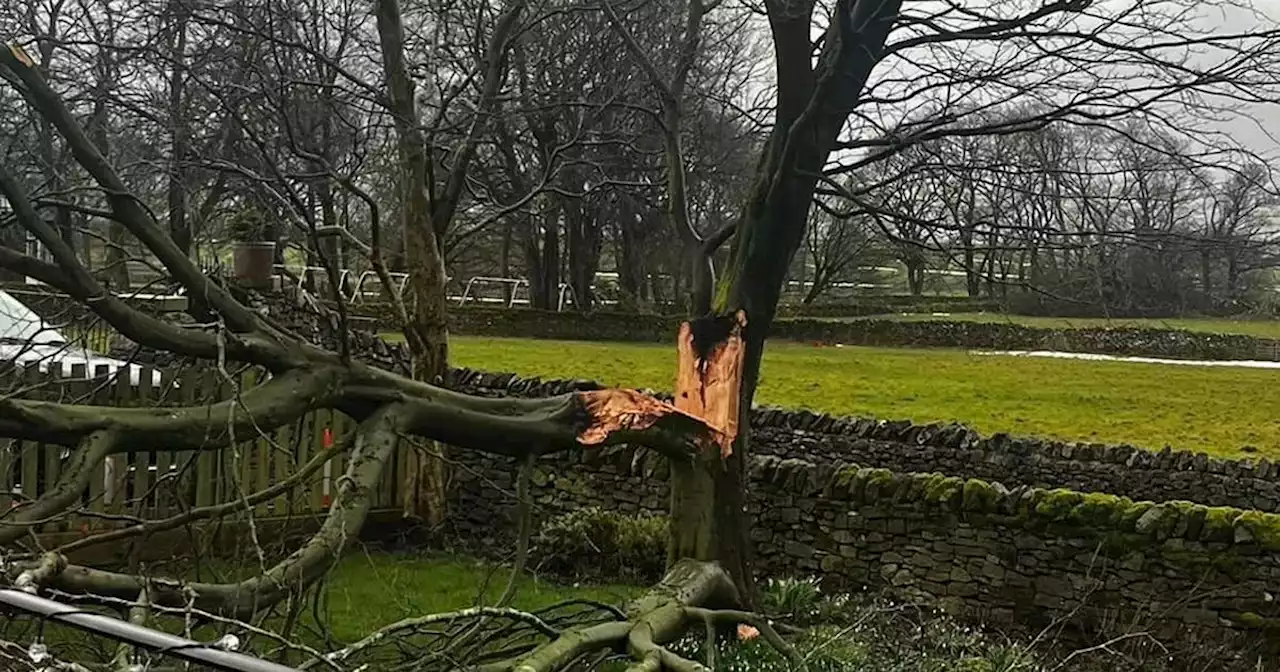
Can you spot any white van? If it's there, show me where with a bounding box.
[0,290,163,387]
[0,290,187,505]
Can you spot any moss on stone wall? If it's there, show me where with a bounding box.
[756,454,1280,554]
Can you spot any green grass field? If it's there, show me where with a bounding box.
[451,336,1280,459]
[306,552,640,642]
[22,552,637,664]
[845,312,1280,339]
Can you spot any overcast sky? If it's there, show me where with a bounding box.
[1201,2,1280,160]
[754,0,1280,166]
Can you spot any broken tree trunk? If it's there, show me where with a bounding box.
[667,311,756,601]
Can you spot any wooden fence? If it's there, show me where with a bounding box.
[0,364,402,539]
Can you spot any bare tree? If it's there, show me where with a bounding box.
[2,0,1280,669]
[801,188,881,304]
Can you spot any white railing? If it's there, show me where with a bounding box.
[349,270,410,305]
[458,277,528,308]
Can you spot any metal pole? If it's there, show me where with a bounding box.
[0,589,300,672]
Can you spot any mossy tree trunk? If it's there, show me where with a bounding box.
[374,0,524,525]
[665,0,904,602]
[375,0,451,525]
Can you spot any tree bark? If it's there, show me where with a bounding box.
[166,0,192,257]
[524,204,560,310]
[907,261,925,295]
[375,0,451,525]
[565,195,602,312]
[616,197,652,309]
[664,0,905,601]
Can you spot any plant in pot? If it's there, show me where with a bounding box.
[227,207,276,290]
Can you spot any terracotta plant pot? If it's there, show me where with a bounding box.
[232,241,276,290]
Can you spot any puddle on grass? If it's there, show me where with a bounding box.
[970,350,1280,369]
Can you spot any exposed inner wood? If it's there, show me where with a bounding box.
[576,388,719,449]
[675,310,747,458]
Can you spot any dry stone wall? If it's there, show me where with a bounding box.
[444,368,1280,643]
[439,307,1280,361]
[446,439,1280,643]
[450,369,1280,513]
[749,456,1280,638]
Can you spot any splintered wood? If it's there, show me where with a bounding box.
[576,388,705,446]
[7,45,36,67]
[674,311,746,458]
[574,311,746,456]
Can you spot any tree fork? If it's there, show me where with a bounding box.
[0,430,116,545]
[507,559,806,672]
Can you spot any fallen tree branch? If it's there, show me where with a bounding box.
[6,403,408,617]
[503,621,634,672]
[360,383,721,460]
[508,560,740,672]
[0,366,345,447]
[311,607,562,669]
[12,551,67,592]
[685,607,805,670]
[0,430,117,545]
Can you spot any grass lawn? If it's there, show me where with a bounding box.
[844,312,1280,340]
[18,552,639,663]
[451,336,1280,459]
[311,552,640,642]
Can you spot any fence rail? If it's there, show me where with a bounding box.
[0,365,400,539]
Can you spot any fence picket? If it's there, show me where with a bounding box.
[378,423,396,510]
[62,363,89,534]
[272,418,293,515]
[215,371,234,505]
[153,367,174,518]
[310,409,330,512]
[0,424,10,514]
[6,360,407,547]
[86,364,112,525]
[287,414,309,515]
[395,425,411,515]
[171,367,198,515]
[253,370,272,516]
[40,366,65,532]
[194,369,217,508]
[236,368,257,511]
[107,364,132,516]
[15,363,41,530]
[132,365,155,516]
